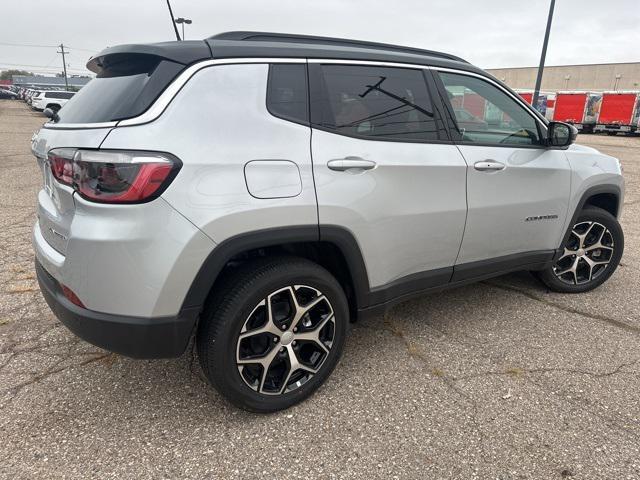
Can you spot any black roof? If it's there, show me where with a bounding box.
[207,31,480,73]
[87,32,481,75]
[209,32,468,62]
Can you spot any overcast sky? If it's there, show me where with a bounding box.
[1,0,638,76]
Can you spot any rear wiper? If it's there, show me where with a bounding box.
[43,108,60,123]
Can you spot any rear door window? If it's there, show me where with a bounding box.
[310,64,441,142]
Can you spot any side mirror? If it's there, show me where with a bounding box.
[43,107,60,123]
[547,121,577,147]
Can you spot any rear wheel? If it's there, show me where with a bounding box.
[538,207,623,293]
[197,257,348,412]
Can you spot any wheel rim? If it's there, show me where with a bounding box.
[235,285,336,395]
[553,220,615,285]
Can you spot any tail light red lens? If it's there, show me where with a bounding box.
[47,149,180,204]
[48,149,75,186]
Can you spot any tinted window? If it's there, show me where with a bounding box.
[55,59,183,124]
[438,72,542,146]
[312,65,439,142]
[46,92,75,99]
[266,64,308,124]
[57,74,152,123]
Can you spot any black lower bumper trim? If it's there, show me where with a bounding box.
[36,261,198,359]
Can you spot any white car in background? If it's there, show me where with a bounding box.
[31,91,75,112]
[25,89,40,104]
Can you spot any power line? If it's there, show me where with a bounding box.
[0,41,58,48]
[0,42,99,53]
[66,45,99,54]
[0,62,89,73]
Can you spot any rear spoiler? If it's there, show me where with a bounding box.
[87,40,212,75]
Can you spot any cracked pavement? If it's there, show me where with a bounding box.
[0,100,639,479]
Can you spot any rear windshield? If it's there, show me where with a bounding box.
[56,58,184,124]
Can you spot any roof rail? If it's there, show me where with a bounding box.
[209,31,469,64]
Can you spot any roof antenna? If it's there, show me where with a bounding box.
[165,0,182,41]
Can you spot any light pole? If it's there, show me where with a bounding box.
[166,0,181,40]
[174,17,192,41]
[613,74,622,91]
[532,0,555,109]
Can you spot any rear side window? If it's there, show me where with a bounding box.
[310,64,440,142]
[46,92,74,99]
[266,64,309,125]
[55,58,184,124]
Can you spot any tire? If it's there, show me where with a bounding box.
[538,206,623,293]
[197,256,349,412]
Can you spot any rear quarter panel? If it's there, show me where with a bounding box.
[100,63,317,243]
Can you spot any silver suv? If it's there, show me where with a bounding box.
[32,32,624,412]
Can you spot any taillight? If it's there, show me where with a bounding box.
[47,149,180,204]
[48,148,75,186]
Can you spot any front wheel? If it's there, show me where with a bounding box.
[197,257,349,412]
[538,206,624,293]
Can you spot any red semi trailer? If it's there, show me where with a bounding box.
[594,91,640,135]
[553,91,602,133]
[518,92,533,104]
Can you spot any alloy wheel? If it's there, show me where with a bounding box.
[235,285,336,395]
[553,221,615,285]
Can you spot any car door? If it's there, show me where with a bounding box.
[433,70,571,279]
[309,62,468,299]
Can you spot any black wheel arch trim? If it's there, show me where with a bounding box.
[556,184,621,260]
[180,225,373,314]
[181,224,566,323]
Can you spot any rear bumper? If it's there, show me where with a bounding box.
[36,260,198,359]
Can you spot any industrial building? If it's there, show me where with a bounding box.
[11,75,91,90]
[487,62,640,92]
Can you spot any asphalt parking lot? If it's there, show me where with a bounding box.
[0,99,638,479]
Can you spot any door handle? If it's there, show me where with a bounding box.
[327,157,377,172]
[474,160,505,172]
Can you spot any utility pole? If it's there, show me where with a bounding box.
[57,44,69,91]
[532,0,555,110]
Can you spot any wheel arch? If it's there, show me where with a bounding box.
[583,192,620,218]
[180,225,371,320]
[558,184,621,257]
